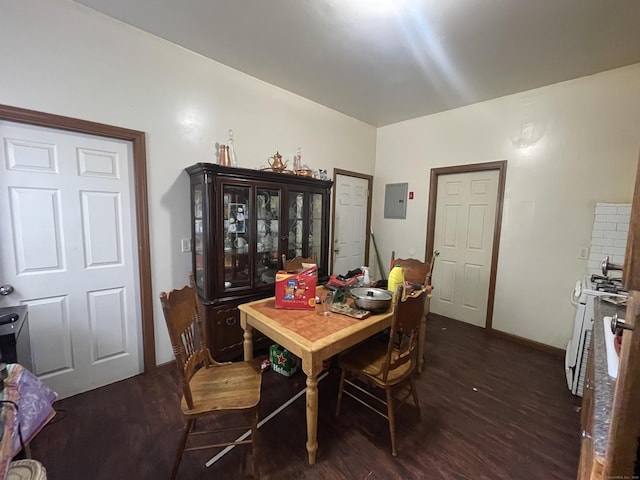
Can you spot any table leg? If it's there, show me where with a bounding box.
[302,359,322,465]
[240,312,254,361]
[305,374,319,464]
[418,313,426,373]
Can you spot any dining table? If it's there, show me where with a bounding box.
[238,288,395,465]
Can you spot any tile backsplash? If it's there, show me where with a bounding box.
[587,202,631,276]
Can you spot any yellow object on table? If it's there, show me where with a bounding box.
[387,266,405,302]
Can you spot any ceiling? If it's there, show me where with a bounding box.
[73,0,640,127]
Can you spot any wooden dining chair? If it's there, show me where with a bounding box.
[390,251,437,373]
[281,253,316,272]
[335,285,427,457]
[390,250,436,290]
[160,274,262,479]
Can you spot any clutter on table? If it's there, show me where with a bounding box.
[329,302,371,319]
[325,266,370,289]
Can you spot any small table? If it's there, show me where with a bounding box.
[239,293,394,465]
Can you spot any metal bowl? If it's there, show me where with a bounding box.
[350,287,392,313]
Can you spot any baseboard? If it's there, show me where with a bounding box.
[428,312,565,358]
[488,329,565,358]
[155,360,175,371]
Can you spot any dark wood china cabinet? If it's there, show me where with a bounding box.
[186,163,333,360]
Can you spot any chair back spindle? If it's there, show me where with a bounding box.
[282,254,317,272]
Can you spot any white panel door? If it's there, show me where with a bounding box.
[431,170,499,327]
[333,174,368,275]
[0,121,142,399]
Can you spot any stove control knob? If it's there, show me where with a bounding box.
[611,313,635,336]
[602,255,623,276]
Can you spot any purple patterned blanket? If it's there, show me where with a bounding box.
[0,364,57,479]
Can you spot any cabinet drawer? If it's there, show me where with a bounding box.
[211,304,243,359]
[202,301,269,361]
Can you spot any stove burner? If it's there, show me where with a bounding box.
[590,274,625,294]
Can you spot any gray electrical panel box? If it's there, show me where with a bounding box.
[384,183,408,219]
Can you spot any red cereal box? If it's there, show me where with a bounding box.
[275,265,317,310]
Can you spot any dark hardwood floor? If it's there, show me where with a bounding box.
[30,314,581,479]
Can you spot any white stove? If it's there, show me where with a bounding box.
[565,275,627,396]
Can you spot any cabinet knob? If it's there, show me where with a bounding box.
[225,317,237,326]
[580,430,592,440]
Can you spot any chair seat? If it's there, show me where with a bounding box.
[181,360,262,416]
[339,339,413,386]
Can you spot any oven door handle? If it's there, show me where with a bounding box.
[570,294,579,307]
[570,281,581,307]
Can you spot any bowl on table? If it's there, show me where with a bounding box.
[349,288,392,313]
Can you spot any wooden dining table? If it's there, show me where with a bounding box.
[238,290,395,465]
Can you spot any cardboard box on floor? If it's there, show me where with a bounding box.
[269,344,300,376]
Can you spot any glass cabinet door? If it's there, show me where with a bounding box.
[255,187,281,286]
[192,183,205,291]
[309,192,323,263]
[222,184,251,290]
[287,191,305,259]
[286,190,324,264]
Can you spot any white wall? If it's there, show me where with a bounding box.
[0,0,377,364]
[2,0,639,360]
[373,65,640,348]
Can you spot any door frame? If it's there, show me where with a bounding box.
[330,169,373,275]
[425,160,507,331]
[0,104,156,374]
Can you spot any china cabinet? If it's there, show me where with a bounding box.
[186,163,333,360]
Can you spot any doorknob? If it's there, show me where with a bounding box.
[0,285,14,296]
